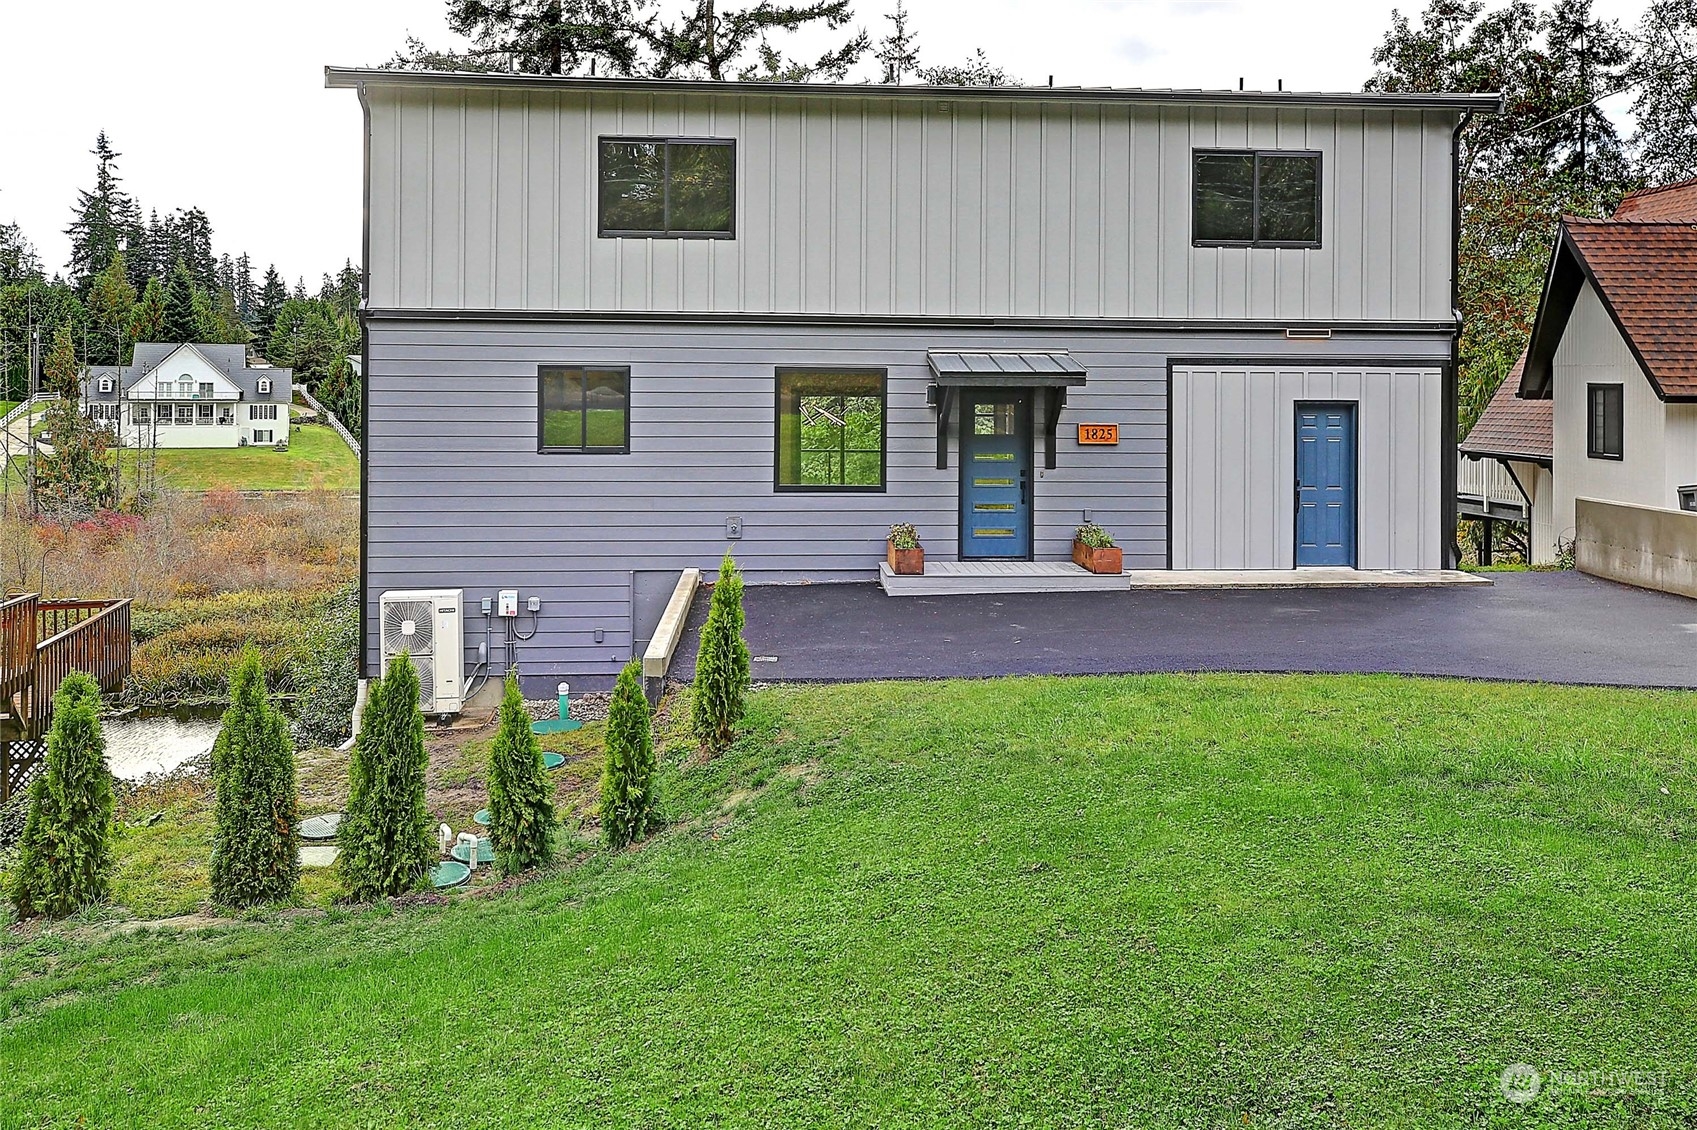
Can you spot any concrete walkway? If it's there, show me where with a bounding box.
[679,570,1697,689]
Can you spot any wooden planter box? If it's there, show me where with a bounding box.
[887,542,925,575]
[1072,541,1123,575]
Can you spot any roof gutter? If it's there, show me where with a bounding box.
[323,66,1503,113]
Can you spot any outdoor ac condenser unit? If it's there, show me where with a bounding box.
[378,588,465,715]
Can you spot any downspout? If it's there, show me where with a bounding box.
[356,80,373,681]
[1444,110,1476,569]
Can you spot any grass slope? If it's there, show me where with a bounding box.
[116,424,357,492]
[3,675,1695,1129]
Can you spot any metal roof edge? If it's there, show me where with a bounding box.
[325,66,1501,112]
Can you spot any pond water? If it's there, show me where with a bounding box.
[102,707,223,782]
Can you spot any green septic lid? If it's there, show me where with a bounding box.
[298,813,343,841]
[430,860,471,888]
[450,836,496,865]
[542,752,566,770]
[473,808,491,826]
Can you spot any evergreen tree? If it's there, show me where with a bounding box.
[64,132,134,293]
[33,324,116,516]
[128,209,164,290]
[161,260,198,342]
[487,671,555,874]
[600,659,658,848]
[291,277,308,301]
[1629,0,1697,181]
[390,0,647,75]
[233,252,257,324]
[318,353,363,434]
[254,265,288,349]
[916,48,1016,86]
[85,253,137,365]
[8,672,114,919]
[647,0,869,81]
[126,276,166,350]
[0,279,87,402]
[0,221,43,285]
[210,650,300,907]
[690,551,750,755]
[168,207,217,291]
[337,654,434,900]
[1536,0,1633,194]
[874,0,920,83]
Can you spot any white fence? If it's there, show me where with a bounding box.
[298,386,360,458]
[0,394,51,432]
[1456,455,1526,515]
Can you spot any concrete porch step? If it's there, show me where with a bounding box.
[878,562,1492,597]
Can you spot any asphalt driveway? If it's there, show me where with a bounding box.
[679,571,1697,689]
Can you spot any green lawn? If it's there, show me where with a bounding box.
[118,423,358,492]
[3,675,1695,1128]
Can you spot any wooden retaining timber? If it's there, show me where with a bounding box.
[0,594,131,801]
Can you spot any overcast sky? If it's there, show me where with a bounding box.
[0,0,1654,288]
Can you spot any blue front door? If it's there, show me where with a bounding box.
[960,393,1032,559]
[1295,403,1357,567]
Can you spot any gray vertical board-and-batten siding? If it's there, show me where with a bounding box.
[363,318,1451,680]
[358,82,1461,324]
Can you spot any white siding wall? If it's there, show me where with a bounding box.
[1551,283,1668,541]
[1509,460,1557,564]
[1171,365,1442,569]
[365,87,1455,323]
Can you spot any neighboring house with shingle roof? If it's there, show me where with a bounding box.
[80,343,293,449]
[1461,180,1697,563]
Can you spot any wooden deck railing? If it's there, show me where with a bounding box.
[0,594,132,799]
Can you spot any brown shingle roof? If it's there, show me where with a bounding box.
[1613,178,1697,222]
[1460,353,1551,462]
[1521,219,1697,400]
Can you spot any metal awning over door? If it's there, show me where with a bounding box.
[925,351,1088,469]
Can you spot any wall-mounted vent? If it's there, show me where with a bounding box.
[1284,328,1333,340]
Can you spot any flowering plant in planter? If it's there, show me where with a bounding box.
[887,523,925,574]
[1072,523,1123,574]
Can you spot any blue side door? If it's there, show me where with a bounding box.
[1295,404,1357,567]
[960,393,1032,559]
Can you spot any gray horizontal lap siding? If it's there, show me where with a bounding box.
[364,317,1451,681]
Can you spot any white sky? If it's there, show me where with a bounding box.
[0,0,1654,287]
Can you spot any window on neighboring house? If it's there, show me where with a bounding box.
[775,369,887,491]
[252,429,274,444]
[174,404,195,425]
[599,138,735,238]
[97,376,114,393]
[1193,150,1322,247]
[538,367,631,453]
[251,403,279,421]
[133,405,151,425]
[1588,384,1623,459]
[258,378,273,395]
[196,403,214,424]
[198,382,214,398]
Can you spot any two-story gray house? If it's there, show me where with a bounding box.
[328,67,1496,686]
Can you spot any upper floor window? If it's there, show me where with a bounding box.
[258,377,273,395]
[1587,384,1623,460]
[599,138,734,239]
[775,369,887,492]
[539,366,630,453]
[1193,150,1321,248]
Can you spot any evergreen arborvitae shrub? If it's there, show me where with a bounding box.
[487,671,554,875]
[210,649,300,907]
[336,654,434,900]
[600,659,659,849]
[8,672,114,918]
[691,552,751,755]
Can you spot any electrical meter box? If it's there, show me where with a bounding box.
[496,589,519,617]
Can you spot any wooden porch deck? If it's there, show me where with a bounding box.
[0,594,132,800]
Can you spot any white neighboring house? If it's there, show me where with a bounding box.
[1459,179,1697,563]
[80,343,293,449]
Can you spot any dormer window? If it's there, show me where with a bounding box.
[97,376,114,394]
[258,378,273,395]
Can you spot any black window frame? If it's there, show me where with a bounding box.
[537,365,632,455]
[597,137,736,240]
[1587,383,1624,460]
[1192,148,1323,249]
[773,367,889,494]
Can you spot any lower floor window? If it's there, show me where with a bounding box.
[175,405,195,425]
[539,366,630,453]
[252,429,274,444]
[775,369,887,490]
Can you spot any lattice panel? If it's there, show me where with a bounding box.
[2,737,46,803]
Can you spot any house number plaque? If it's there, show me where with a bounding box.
[1077,423,1119,445]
